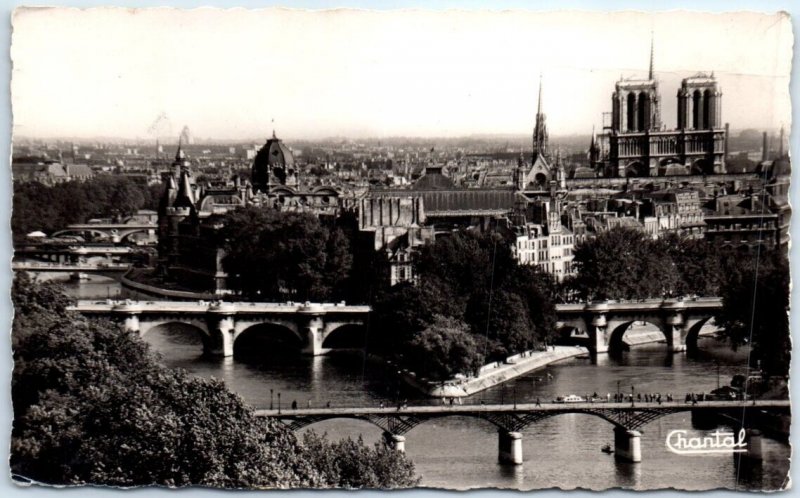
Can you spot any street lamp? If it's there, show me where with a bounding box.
[270,389,274,411]
[278,392,281,415]
[631,385,635,407]
[513,384,517,410]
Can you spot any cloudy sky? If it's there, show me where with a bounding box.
[11,8,792,141]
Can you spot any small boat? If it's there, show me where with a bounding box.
[601,444,614,454]
[69,272,90,281]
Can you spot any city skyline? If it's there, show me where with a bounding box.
[11,9,792,141]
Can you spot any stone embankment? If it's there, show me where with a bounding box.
[400,345,589,398]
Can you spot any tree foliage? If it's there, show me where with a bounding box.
[11,276,418,488]
[403,316,485,381]
[716,250,790,376]
[219,207,352,301]
[301,432,418,489]
[571,227,679,300]
[12,176,161,238]
[372,230,558,378]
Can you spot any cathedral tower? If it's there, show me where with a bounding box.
[532,74,549,159]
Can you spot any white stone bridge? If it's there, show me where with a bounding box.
[71,300,371,356]
[554,298,723,354]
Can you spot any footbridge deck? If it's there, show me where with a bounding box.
[257,400,789,464]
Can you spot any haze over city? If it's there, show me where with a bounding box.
[11,8,792,141]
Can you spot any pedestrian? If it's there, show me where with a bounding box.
[307,399,312,408]
[326,401,331,408]
[291,400,297,410]
[379,401,384,409]
[536,397,541,407]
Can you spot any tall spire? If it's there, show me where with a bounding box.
[532,73,549,159]
[537,73,543,117]
[648,32,654,80]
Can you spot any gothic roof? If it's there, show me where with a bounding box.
[413,166,455,190]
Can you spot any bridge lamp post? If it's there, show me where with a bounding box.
[270,389,274,411]
[513,384,517,410]
[631,385,635,407]
[278,393,281,414]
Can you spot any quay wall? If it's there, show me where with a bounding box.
[399,346,589,398]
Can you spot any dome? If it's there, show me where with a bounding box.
[252,133,296,191]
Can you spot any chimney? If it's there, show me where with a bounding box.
[762,131,769,162]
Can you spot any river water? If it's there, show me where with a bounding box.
[57,275,790,491]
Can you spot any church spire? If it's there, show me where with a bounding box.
[532,73,549,159]
[648,32,654,80]
[175,136,184,162]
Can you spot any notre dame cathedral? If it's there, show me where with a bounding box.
[593,40,727,178]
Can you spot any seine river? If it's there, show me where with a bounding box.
[57,274,790,491]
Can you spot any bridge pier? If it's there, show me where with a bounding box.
[122,313,140,333]
[743,429,763,461]
[614,427,642,463]
[206,317,235,357]
[383,432,406,452]
[300,315,329,356]
[498,430,523,465]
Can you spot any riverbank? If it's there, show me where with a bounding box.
[121,269,220,300]
[397,345,589,398]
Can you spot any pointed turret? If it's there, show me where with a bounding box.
[648,32,655,81]
[158,175,178,215]
[173,168,195,210]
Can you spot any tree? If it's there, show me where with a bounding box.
[12,277,418,488]
[657,233,722,296]
[301,432,419,489]
[466,289,534,360]
[371,277,463,357]
[572,227,679,300]
[219,207,352,301]
[403,316,485,381]
[716,250,790,376]
[414,231,516,299]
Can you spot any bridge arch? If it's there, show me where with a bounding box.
[683,316,715,352]
[118,228,154,243]
[321,322,368,350]
[607,318,669,354]
[232,322,305,358]
[555,324,592,348]
[139,320,213,355]
[139,319,210,340]
[51,228,111,241]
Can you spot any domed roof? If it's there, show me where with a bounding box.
[252,132,296,191]
[254,134,294,169]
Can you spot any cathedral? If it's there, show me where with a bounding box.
[598,40,727,177]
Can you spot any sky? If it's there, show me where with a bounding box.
[10,8,793,141]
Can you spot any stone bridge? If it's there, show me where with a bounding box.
[13,261,132,280]
[258,400,789,464]
[71,300,371,356]
[52,223,156,244]
[554,298,723,354]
